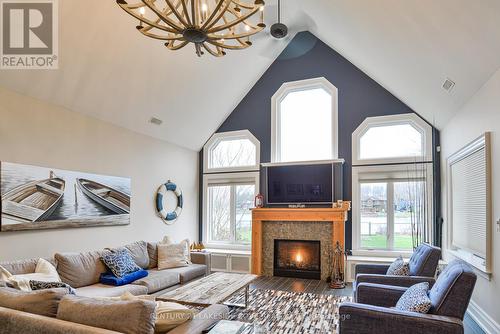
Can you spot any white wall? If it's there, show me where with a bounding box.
[441,68,500,330]
[0,87,199,261]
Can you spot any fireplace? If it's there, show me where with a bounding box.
[274,239,321,279]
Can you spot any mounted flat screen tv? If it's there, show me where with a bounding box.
[265,163,336,205]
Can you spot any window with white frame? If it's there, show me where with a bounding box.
[352,114,434,255]
[352,113,433,166]
[271,77,338,163]
[203,130,259,249]
[204,130,260,173]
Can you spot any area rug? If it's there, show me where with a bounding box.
[224,288,351,334]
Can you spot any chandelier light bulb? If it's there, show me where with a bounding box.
[245,24,250,32]
[201,3,208,12]
[139,6,145,15]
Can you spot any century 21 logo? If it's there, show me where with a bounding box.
[1,1,58,69]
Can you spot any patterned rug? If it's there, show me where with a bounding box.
[224,288,352,334]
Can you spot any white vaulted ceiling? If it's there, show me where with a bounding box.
[1,0,500,151]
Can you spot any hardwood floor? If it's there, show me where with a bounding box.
[249,276,483,334]
[249,276,352,297]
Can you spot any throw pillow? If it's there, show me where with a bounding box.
[56,295,156,334]
[0,287,69,317]
[396,282,432,313]
[100,269,149,286]
[0,259,61,291]
[386,255,410,276]
[101,249,142,278]
[158,239,191,270]
[29,280,76,295]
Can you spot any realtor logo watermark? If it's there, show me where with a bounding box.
[1,0,58,69]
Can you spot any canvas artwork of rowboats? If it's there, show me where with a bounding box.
[2,171,65,223]
[76,178,130,214]
[0,162,131,232]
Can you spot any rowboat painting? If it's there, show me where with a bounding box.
[2,171,65,223]
[1,162,131,232]
[77,178,130,214]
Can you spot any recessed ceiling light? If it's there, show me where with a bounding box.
[442,78,456,92]
[150,117,163,125]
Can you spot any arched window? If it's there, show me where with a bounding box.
[351,114,434,255]
[352,113,433,165]
[271,77,338,162]
[203,130,260,250]
[204,130,260,173]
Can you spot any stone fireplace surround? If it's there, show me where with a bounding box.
[262,221,333,280]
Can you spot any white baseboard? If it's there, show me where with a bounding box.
[467,300,500,334]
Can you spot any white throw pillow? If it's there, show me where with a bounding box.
[157,239,191,270]
[0,259,61,291]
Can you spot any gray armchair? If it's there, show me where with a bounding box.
[339,259,477,334]
[354,243,441,300]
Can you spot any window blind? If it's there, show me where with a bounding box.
[450,145,487,258]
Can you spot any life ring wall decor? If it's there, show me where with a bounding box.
[156,181,183,224]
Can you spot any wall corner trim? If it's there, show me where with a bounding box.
[467,300,500,334]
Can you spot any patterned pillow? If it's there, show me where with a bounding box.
[101,249,141,278]
[386,255,410,276]
[396,282,432,313]
[29,280,76,295]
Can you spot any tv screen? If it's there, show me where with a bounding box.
[267,164,333,204]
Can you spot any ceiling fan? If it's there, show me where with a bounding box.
[257,0,318,59]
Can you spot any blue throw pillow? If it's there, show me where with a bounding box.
[396,282,432,313]
[101,249,142,278]
[100,269,148,286]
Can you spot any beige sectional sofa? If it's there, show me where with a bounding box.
[0,240,229,334]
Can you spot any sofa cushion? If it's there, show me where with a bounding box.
[122,241,150,269]
[57,295,156,334]
[165,264,207,284]
[147,242,158,269]
[0,287,68,317]
[100,269,148,286]
[408,243,441,277]
[75,283,148,298]
[101,249,142,278]
[428,259,477,319]
[131,269,181,293]
[55,251,108,288]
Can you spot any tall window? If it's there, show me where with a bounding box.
[271,77,338,162]
[352,114,434,255]
[203,130,259,249]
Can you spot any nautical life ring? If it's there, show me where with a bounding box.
[156,181,183,224]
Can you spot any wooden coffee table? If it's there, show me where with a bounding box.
[157,272,257,308]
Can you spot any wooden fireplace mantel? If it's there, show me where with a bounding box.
[251,202,351,275]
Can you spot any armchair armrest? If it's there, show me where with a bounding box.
[355,274,435,288]
[355,263,390,276]
[356,283,407,307]
[339,302,464,334]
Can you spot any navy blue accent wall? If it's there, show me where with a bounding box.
[200,31,439,251]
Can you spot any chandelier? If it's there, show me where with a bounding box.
[117,0,266,57]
